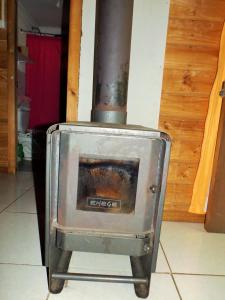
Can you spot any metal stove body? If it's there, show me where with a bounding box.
[45,122,170,298]
[45,0,171,297]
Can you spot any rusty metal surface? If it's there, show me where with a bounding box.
[77,157,139,214]
[92,0,134,123]
[56,128,166,234]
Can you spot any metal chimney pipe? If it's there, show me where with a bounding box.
[91,0,134,124]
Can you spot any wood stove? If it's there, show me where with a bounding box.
[45,122,170,297]
[45,1,171,298]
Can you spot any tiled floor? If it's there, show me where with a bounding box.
[0,171,225,300]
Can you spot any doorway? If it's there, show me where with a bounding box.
[16,0,69,170]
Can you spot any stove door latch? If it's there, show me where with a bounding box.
[149,185,159,194]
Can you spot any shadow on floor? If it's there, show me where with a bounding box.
[32,127,48,266]
[17,160,33,172]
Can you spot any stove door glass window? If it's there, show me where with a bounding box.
[77,156,139,214]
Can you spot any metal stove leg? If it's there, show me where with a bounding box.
[130,255,151,298]
[49,249,72,293]
[48,228,72,294]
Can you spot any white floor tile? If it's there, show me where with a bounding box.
[0,212,42,265]
[0,172,33,212]
[15,171,34,189]
[174,274,225,300]
[69,251,132,275]
[48,273,179,300]
[0,195,16,213]
[160,222,225,275]
[0,171,33,195]
[69,243,169,275]
[2,171,225,300]
[155,244,170,273]
[6,187,37,213]
[0,264,48,300]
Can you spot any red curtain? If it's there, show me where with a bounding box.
[26,34,62,128]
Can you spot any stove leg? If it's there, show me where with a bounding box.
[130,256,151,298]
[49,249,72,294]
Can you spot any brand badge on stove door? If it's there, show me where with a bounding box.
[87,197,121,210]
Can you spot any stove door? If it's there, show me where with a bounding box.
[76,156,139,214]
[57,129,166,235]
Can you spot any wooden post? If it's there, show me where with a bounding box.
[7,0,16,173]
[66,0,83,122]
[205,82,225,233]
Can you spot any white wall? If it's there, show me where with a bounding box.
[39,26,61,35]
[78,0,170,128]
[17,2,38,47]
[17,3,61,47]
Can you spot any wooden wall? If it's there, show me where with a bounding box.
[0,26,8,172]
[0,0,16,173]
[160,0,225,222]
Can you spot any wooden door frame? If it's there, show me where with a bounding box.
[205,82,225,232]
[66,0,83,122]
[7,0,16,173]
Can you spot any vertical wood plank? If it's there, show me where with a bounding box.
[159,0,225,222]
[7,0,16,173]
[66,0,83,122]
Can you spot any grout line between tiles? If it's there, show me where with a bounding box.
[155,271,173,274]
[0,186,34,214]
[0,262,43,267]
[172,272,225,277]
[6,211,37,215]
[171,273,182,300]
[45,293,50,300]
[155,271,225,277]
[160,241,183,300]
[159,242,173,274]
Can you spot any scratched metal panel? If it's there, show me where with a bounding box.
[56,126,165,235]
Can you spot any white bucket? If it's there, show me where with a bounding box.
[17,97,31,133]
[18,132,32,160]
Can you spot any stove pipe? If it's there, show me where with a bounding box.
[91,0,134,124]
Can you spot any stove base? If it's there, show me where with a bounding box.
[56,229,152,256]
[48,229,153,298]
[48,252,151,298]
